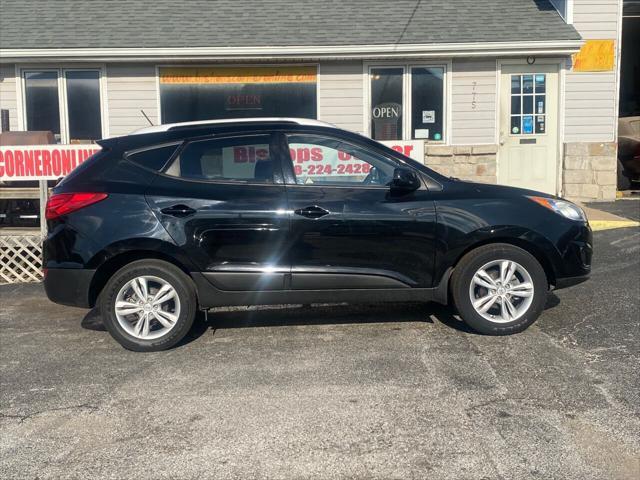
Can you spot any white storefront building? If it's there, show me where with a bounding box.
[0,0,624,202]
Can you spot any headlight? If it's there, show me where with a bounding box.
[527,196,587,222]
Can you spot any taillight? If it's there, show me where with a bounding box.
[45,192,108,220]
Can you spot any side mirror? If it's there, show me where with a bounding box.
[390,167,421,193]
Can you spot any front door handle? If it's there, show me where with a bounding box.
[160,204,196,218]
[294,205,330,219]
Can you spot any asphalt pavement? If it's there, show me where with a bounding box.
[1,203,639,479]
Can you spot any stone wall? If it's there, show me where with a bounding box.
[563,142,617,202]
[423,145,497,184]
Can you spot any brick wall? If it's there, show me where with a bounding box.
[424,145,497,184]
[563,142,617,202]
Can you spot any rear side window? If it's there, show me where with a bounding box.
[126,144,180,171]
[165,135,274,183]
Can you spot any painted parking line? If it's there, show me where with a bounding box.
[590,220,640,231]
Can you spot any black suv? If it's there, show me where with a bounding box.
[43,119,592,351]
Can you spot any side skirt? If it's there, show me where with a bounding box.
[191,268,452,309]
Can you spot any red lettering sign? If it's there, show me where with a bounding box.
[0,145,102,180]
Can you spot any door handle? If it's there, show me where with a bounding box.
[294,205,330,219]
[160,204,196,218]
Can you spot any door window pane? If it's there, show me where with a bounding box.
[511,75,522,94]
[159,66,317,123]
[523,95,534,115]
[411,67,444,141]
[523,75,534,94]
[24,71,60,141]
[286,134,397,186]
[65,71,102,143]
[166,135,273,183]
[370,68,403,140]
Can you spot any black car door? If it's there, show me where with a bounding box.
[145,132,290,291]
[279,130,437,289]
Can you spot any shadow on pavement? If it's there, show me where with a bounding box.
[81,293,564,348]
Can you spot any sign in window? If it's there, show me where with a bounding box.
[370,66,445,142]
[159,66,317,123]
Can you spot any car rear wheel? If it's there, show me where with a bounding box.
[100,259,197,351]
[451,244,548,335]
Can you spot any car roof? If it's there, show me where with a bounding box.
[131,117,335,135]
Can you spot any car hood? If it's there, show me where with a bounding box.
[450,179,557,200]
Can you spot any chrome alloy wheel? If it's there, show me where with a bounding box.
[468,260,535,323]
[114,275,181,340]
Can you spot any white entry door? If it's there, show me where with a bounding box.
[498,64,559,195]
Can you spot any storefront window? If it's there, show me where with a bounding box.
[65,71,102,143]
[159,66,317,123]
[369,65,446,142]
[411,67,444,141]
[370,68,404,140]
[22,69,104,144]
[24,71,61,141]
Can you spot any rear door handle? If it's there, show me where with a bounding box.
[160,204,196,218]
[294,205,330,219]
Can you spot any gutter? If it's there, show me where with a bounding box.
[0,40,584,62]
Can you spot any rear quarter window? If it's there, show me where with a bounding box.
[125,143,181,171]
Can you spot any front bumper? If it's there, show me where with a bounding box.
[553,223,592,289]
[44,268,95,308]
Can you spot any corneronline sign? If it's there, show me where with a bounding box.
[0,145,101,180]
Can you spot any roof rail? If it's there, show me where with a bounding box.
[130,117,335,135]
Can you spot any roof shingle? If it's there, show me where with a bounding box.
[0,0,580,50]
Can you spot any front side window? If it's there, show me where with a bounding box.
[159,66,317,123]
[23,69,104,144]
[369,65,446,142]
[286,134,397,187]
[166,135,274,183]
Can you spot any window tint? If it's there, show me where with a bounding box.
[159,66,317,123]
[65,71,102,143]
[24,71,61,142]
[166,135,273,183]
[286,134,397,186]
[127,144,180,171]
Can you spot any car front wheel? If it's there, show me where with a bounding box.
[451,244,548,335]
[100,259,197,351]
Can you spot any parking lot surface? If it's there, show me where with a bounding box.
[1,203,639,479]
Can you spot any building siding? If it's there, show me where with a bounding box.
[564,0,621,143]
[450,58,497,145]
[0,63,18,131]
[318,61,364,134]
[106,64,158,137]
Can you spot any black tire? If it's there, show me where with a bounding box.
[99,259,197,352]
[451,243,548,335]
[617,159,631,191]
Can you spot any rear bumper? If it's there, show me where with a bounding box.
[44,268,95,308]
